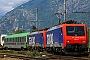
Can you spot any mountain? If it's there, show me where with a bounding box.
[0,0,90,34]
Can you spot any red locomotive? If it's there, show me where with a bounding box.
[45,20,89,55]
[61,24,89,55]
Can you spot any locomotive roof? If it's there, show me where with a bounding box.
[5,32,30,38]
[29,31,42,35]
[61,23,86,26]
[47,25,60,31]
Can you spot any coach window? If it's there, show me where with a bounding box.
[14,38,15,42]
[23,37,25,42]
[9,38,10,42]
[12,38,14,42]
[11,38,12,42]
[6,38,7,42]
[9,38,11,42]
[16,37,17,42]
[16,38,18,42]
[13,38,15,42]
[18,38,19,42]
[6,39,7,42]
[17,39,20,42]
[12,38,14,45]
[17,37,19,42]
[9,38,11,43]
[13,38,14,42]
[17,39,19,42]
[21,37,22,42]
[19,37,21,40]
[14,38,17,43]
[19,38,20,42]
[16,38,17,42]
[20,38,21,42]
[19,37,20,41]
[7,38,8,42]
[14,38,15,43]
[22,37,24,42]
[20,37,21,42]
[10,38,11,42]
[7,38,9,42]
[20,37,22,42]
[5,39,7,42]
[19,37,20,42]
[4,38,6,42]
[12,38,13,43]
[14,38,16,42]
[5,38,6,42]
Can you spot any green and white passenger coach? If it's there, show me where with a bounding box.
[3,32,29,50]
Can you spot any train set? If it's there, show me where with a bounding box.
[0,20,89,56]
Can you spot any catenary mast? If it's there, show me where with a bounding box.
[64,0,66,22]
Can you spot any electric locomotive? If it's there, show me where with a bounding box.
[61,23,89,55]
[46,26,63,54]
[45,20,89,55]
[27,30,47,51]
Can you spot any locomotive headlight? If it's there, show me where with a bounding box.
[67,40,71,43]
[81,40,85,43]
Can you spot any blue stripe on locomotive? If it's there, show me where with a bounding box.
[46,28,63,44]
[27,33,44,45]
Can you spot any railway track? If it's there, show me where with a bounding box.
[0,54,89,60]
[0,50,89,60]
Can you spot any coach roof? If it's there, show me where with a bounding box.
[5,32,30,38]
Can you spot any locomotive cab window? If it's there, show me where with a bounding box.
[66,26,85,36]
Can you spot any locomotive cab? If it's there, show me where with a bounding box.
[62,24,89,55]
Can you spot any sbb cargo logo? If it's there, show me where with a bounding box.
[29,37,35,44]
[47,33,53,44]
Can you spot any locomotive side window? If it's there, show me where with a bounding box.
[66,26,85,36]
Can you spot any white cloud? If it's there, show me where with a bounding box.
[0,0,29,15]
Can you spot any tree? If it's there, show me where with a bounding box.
[14,27,23,34]
[32,26,36,31]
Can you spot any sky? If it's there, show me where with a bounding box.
[0,0,30,16]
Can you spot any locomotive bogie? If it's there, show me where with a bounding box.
[64,44,89,55]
